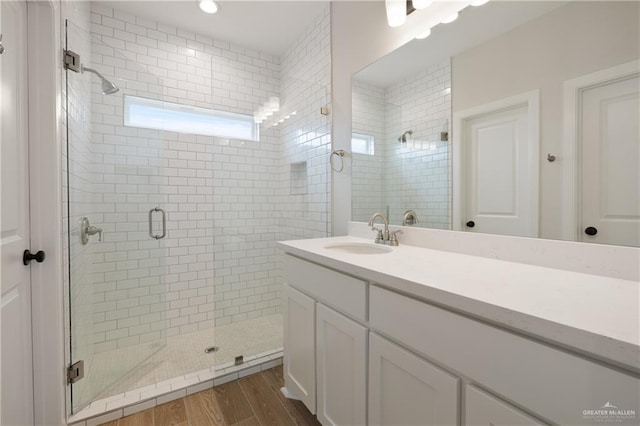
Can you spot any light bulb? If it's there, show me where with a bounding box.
[198,0,219,14]
[415,28,431,40]
[470,0,490,6]
[440,12,459,24]
[412,0,432,9]
[385,0,407,27]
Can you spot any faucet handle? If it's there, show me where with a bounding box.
[390,229,403,246]
[371,226,384,243]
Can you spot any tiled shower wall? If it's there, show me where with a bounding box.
[351,60,451,229]
[86,3,330,352]
[352,80,385,222]
[278,5,332,241]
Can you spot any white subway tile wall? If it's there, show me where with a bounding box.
[83,3,330,357]
[278,6,332,241]
[352,60,451,229]
[352,80,386,222]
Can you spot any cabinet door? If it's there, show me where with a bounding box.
[284,285,317,413]
[465,385,545,425]
[316,303,367,426]
[369,333,459,426]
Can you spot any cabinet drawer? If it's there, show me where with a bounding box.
[370,285,640,425]
[284,255,366,321]
[465,385,545,425]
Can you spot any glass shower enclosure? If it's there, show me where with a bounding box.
[64,20,180,412]
[64,19,331,414]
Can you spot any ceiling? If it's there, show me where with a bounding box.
[96,1,328,56]
[355,1,567,87]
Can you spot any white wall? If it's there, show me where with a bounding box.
[452,1,640,240]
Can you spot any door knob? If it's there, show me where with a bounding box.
[584,226,598,236]
[466,221,475,228]
[23,250,46,265]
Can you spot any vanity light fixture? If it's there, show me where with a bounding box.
[412,0,433,9]
[198,0,219,14]
[385,0,407,27]
[388,0,492,30]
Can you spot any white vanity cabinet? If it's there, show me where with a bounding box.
[368,332,459,426]
[281,253,640,426]
[316,303,367,426]
[283,255,368,425]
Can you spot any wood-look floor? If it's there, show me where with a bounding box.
[102,366,320,426]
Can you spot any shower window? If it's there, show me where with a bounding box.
[124,95,259,141]
[352,132,375,155]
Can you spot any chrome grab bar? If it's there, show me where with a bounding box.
[149,207,167,240]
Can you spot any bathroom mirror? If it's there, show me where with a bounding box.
[351,0,639,247]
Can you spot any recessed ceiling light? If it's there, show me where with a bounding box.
[470,0,490,6]
[198,0,219,14]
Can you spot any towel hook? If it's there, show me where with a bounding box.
[547,153,556,162]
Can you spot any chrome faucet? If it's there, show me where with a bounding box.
[368,212,402,246]
[402,210,419,226]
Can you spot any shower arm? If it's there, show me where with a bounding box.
[81,65,108,81]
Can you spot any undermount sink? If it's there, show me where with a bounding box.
[323,242,393,254]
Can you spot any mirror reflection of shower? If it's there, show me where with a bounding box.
[81,65,119,95]
[398,129,413,143]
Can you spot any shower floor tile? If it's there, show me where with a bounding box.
[87,313,283,402]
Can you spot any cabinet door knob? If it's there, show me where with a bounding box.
[23,250,46,265]
[584,226,598,236]
[466,221,475,228]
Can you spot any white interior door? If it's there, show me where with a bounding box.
[580,74,640,247]
[1,0,35,424]
[462,102,537,237]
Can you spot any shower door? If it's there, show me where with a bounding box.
[65,21,171,413]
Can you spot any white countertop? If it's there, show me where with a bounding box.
[277,236,640,373]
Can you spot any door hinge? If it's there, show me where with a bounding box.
[64,49,81,73]
[67,360,84,384]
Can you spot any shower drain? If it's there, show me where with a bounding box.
[204,346,219,354]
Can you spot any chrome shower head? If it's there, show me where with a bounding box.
[398,130,413,143]
[101,79,119,95]
[81,65,119,95]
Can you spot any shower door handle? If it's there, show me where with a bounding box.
[149,207,167,240]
